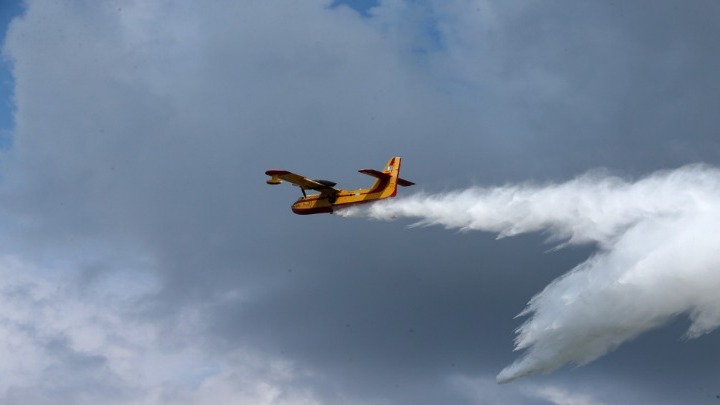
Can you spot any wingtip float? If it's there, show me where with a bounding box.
[265,157,414,215]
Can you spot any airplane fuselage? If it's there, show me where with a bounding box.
[291,183,397,215]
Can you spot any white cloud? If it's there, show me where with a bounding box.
[528,385,603,405]
[0,253,322,404]
[449,374,532,405]
[449,374,605,405]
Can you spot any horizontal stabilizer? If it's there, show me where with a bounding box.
[397,178,415,187]
[359,169,414,186]
[358,169,391,179]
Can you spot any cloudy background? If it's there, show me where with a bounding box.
[1,0,720,403]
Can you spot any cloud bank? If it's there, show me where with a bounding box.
[3,0,720,402]
[339,164,720,383]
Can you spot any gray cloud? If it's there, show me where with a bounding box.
[1,0,719,403]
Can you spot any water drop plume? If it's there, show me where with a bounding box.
[339,165,720,383]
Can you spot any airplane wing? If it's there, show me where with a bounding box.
[265,170,339,192]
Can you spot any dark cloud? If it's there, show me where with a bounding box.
[1,0,719,403]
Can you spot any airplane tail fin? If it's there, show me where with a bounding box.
[359,157,414,195]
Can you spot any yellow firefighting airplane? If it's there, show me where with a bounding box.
[266,157,414,215]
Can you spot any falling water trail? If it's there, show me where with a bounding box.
[338,164,720,383]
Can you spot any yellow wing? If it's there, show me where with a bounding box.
[265,170,339,192]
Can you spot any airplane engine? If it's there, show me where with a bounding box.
[313,179,337,188]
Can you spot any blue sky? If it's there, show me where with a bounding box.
[331,0,379,17]
[0,0,22,148]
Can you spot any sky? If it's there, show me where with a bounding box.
[1,0,720,404]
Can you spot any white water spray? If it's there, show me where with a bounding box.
[339,165,720,383]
